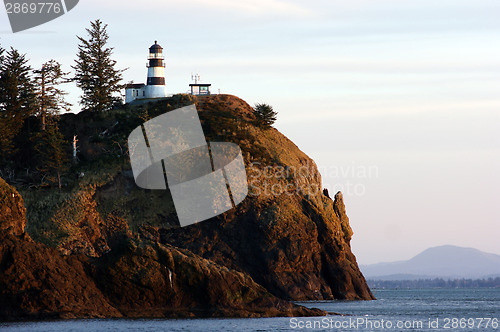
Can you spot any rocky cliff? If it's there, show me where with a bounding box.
[0,177,324,320]
[0,94,373,320]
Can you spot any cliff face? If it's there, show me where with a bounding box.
[0,178,324,320]
[1,94,373,320]
[160,96,373,300]
[0,178,120,319]
[0,178,26,236]
[162,192,372,301]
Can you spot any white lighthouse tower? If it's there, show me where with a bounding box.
[125,41,167,103]
[145,41,167,98]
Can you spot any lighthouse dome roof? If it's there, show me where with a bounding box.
[149,41,163,52]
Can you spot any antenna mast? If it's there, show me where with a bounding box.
[191,73,201,84]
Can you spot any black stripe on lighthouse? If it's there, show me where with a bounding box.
[147,77,165,85]
[149,59,163,67]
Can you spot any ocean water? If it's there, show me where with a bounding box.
[1,288,498,331]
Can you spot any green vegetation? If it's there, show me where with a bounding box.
[8,95,202,246]
[6,95,259,247]
[21,188,87,246]
[0,18,294,253]
[0,46,36,162]
[32,120,68,189]
[0,20,122,183]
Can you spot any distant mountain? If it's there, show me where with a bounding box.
[360,245,500,280]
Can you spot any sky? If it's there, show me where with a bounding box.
[1,0,499,264]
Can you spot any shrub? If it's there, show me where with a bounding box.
[253,103,277,129]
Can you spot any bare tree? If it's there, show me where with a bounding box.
[33,60,71,131]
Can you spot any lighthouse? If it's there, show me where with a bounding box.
[125,41,168,103]
[145,41,167,99]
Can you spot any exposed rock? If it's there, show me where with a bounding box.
[49,189,112,257]
[91,238,325,318]
[160,95,374,301]
[0,178,120,320]
[161,192,373,301]
[0,178,325,320]
[0,233,121,320]
[0,177,26,236]
[333,192,353,243]
[1,93,374,320]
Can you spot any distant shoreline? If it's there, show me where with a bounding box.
[367,277,500,289]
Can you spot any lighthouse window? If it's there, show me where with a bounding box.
[143,91,145,96]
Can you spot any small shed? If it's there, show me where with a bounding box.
[189,83,211,96]
[125,83,146,103]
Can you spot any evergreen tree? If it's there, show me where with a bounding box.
[73,19,125,112]
[253,103,278,129]
[0,47,36,161]
[33,60,71,131]
[33,118,68,189]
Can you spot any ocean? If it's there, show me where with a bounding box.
[1,288,499,331]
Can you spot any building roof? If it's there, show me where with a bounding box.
[149,41,163,52]
[125,83,146,89]
[189,83,212,87]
